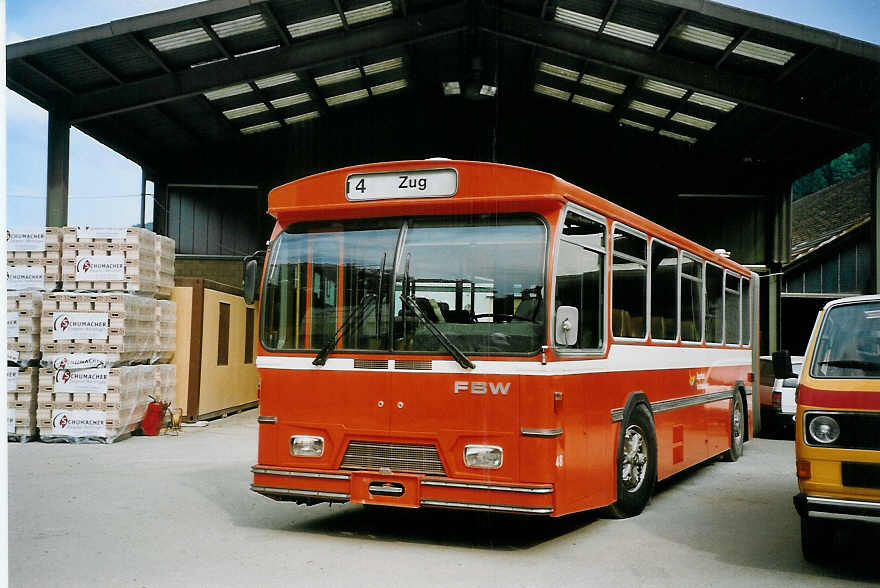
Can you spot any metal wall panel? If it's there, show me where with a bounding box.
[168,186,264,255]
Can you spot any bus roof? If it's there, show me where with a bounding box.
[268,159,752,275]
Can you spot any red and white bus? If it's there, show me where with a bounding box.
[248,160,758,517]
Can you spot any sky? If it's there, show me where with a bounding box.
[4,0,880,228]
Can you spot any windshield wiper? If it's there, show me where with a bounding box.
[818,359,880,370]
[313,293,376,366]
[400,294,475,370]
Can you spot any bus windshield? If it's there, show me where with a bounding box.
[810,300,880,379]
[261,214,547,355]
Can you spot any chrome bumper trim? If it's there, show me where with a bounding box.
[611,389,735,422]
[257,416,277,424]
[420,499,553,515]
[421,480,554,494]
[251,467,350,481]
[251,485,350,500]
[810,512,880,524]
[807,496,880,513]
[520,427,563,438]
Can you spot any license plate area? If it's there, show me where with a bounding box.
[350,472,421,508]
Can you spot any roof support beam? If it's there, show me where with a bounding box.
[480,5,865,136]
[68,2,468,123]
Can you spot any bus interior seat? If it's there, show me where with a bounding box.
[444,309,472,323]
[612,309,631,338]
[651,316,666,340]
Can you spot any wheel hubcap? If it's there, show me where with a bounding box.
[733,398,744,450]
[622,424,648,493]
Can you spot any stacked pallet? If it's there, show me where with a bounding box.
[7,367,38,441]
[7,292,43,366]
[61,227,158,295]
[6,227,62,291]
[156,235,175,299]
[40,293,157,363]
[154,300,177,363]
[36,365,154,442]
[154,364,177,405]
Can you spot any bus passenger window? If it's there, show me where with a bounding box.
[724,272,741,345]
[611,226,647,339]
[555,211,606,350]
[705,264,724,344]
[680,254,703,342]
[650,241,678,340]
[742,277,751,346]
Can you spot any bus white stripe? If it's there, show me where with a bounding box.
[256,345,750,376]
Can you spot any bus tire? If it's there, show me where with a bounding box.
[608,404,657,518]
[720,391,744,462]
[801,515,830,562]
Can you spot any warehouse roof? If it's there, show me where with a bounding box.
[7,0,880,178]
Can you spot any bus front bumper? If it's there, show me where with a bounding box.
[251,465,555,515]
[794,493,880,525]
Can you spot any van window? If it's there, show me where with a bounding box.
[810,301,880,379]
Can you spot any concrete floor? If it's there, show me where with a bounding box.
[9,410,880,587]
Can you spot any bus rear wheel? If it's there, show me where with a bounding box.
[720,392,744,462]
[608,404,657,518]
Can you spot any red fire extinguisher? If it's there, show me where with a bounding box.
[142,398,169,436]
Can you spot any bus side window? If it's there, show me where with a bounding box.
[742,277,751,346]
[724,271,741,345]
[705,263,724,344]
[680,253,703,342]
[650,241,678,341]
[555,211,606,350]
[611,226,647,339]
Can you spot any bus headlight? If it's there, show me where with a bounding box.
[290,435,324,457]
[464,445,503,469]
[808,416,840,444]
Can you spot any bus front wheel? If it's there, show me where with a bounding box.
[608,404,657,518]
[720,392,744,462]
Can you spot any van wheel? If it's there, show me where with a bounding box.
[607,404,656,518]
[801,515,831,562]
[721,392,744,462]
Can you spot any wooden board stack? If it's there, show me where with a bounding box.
[40,293,157,362]
[6,228,62,291]
[155,300,177,363]
[36,365,154,442]
[156,235,175,299]
[61,227,158,294]
[7,292,43,367]
[7,367,38,441]
[155,364,177,405]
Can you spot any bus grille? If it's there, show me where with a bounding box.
[353,359,389,369]
[340,441,446,475]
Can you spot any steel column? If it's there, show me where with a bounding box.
[46,108,70,226]
[872,133,880,293]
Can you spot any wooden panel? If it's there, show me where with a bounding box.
[171,286,193,415]
[198,288,259,416]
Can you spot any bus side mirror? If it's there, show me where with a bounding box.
[555,306,579,346]
[243,259,260,305]
[772,350,796,379]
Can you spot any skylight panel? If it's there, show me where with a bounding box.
[641,79,687,99]
[554,7,602,32]
[204,84,252,101]
[582,74,626,94]
[315,68,361,86]
[287,13,342,38]
[573,95,614,112]
[603,22,659,47]
[732,40,795,65]
[660,129,697,143]
[629,100,669,118]
[241,121,281,134]
[212,14,267,38]
[270,93,311,109]
[442,81,460,95]
[671,112,716,130]
[345,2,393,25]
[149,28,211,52]
[255,72,299,89]
[325,88,370,106]
[688,93,737,112]
[223,103,268,119]
[674,24,733,50]
[620,119,655,132]
[534,83,570,101]
[285,111,320,124]
[371,79,407,95]
[363,57,403,76]
[538,62,579,81]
